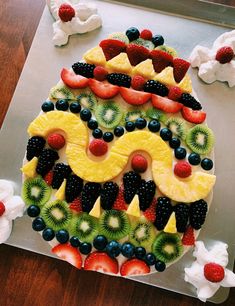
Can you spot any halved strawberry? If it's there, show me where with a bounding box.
[143,198,157,222]
[69,197,82,213]
[84,252,119,274]
[99,39,126,61]
[181,106,206,124]
[119,87,151,105]
[89,79,119,99]
[173,58,190,83]
[113,187,127,211]
[61,68,89,89]
[51,243,82,269]
[150,49,173,73]
[182,226,195,246]
[152,94,183,113]
[126,44,150,66]
[120,259,150,276]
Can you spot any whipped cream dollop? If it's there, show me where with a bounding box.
[0,180,25,244]
[189,30,235,87]
[47,0,102,46]
[185,241,235,302]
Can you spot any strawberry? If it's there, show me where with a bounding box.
[126,44,150,66]
[120,259,150,276]
[99,39,126,61]
[89,139,108,156]
[43,170,53,186]
[168,86,182,101]
[182,226,195,246]
[215,46,234,64]
[93,66,108,81]
[140,29,153,41]
[181,106,206,124]
[131,75,146,91]
[0,201,5,216]
[150,50,173,73]
[51,243,82,269]
[69,197,82,213]
[131,154,148,173]
[47,133,65,150]
[119,87,151,105]
[174,161,192,178]
[173,58,190,83]
[84,252,119,274]
[61,68,89,89]
[152,94,183,113]
[204,263,225,283]
[113,187,127,211]
[58,4,75,22]
[143,198,157,222]
[89,79,119,99]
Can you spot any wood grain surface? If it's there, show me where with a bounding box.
[0,1,234,306]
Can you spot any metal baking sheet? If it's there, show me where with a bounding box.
[1,1,235,303]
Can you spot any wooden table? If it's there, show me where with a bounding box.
[0,1,234,305]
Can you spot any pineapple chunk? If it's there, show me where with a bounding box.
[154,67,177,87]
[89,196,101,218]
[132,59,155,79]
[21,157,38,178]
[55,179,66,201]
[164,212,177,233]
[126,195,140,217]
[83,46,106,66]
[178,74,192,93]
[106,53,132,74]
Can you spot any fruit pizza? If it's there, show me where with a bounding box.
[21,27,216,276]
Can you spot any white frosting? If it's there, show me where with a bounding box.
[184,241,235,302]
[189,30,235,87]
[0,180,25,243]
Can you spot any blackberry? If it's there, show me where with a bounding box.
[36,149,59,177]
[26,136,46,161]
[174,203,189,233]
[81,182,101,212]
[179,93,202,110]
[154,197,173,230]
[137,180,156,211]
[123,171,141,204]
[72,62,95,78]
[189,199,208,230]
[52,163,71,189]
[100,182,119,210]
[107,73,131,88]
[144,80,169,96]
[65,174,83,203]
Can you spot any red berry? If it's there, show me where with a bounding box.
[47,133,65,150]
[168,86,182,101]
[173,58,190,83]
[120,259,150,276]
[174,161,192,178]
[131,75,146,91]
[113,187,127,211]
[99,39,126,61]
[89,79,119,99]
[0,201,6,216]
[43,171,53,186]
[58,4,75,22]
[204,263,225,283]
[140,29,153,40]
[131,154,148,173]
[93,66,108,81]
[143,198,157,222]
[89,139,108,156]
[182,226,195,246]
[51,243,82,269]
[126,44,150,66]
[84,252,119,274]
[69,197,82,213]
[215,46,234,64]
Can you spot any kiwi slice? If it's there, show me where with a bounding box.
[146,107,167,123]
[99,210,130,240]
[69,213,99,243]
[166,117,187,140]
[77,92,97,110]
[151,232,183,263]
[95,101,123,129]
[155,45,178,58]
[132,38,155,50]
[108,32,129,44]
[22,176,51,207]
[125,110,145,122]
[41,200,72,231]
[50,84,75,100]
[186,124,214,155]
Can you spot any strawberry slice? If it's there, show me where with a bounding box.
[152,94,183,113]
[51,243,82,269]
[120,259,150,276]
[182,226,195,246]
[89,79,119,99]
[143,198,157,222]
[69,197,82,213]
[181,106,206,124]
[126,44,150,66]
[99,39,126,61]
[84,252,119,274]
[61,68,89,89]
[150,49,173,73]
[119,87,151,105]
[113,187,127,211]
[173,58,190,83]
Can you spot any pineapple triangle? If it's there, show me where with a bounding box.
[89,196,101,218]
[21,157,38,178]
[55,179,67,201]
[178,74,192,93]
[83,46,106,66]
[132,59,155,79]
[163,211,177,233]
[154,67,176,86]
[126,194,141,217]
[107,52,132,74]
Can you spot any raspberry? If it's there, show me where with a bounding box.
[107,73,131,88]
[89,139,108,156]
[43,170,53,186]
[137,180,156,211]
[93,66,108,81]
[179,93,202,110]
[101,182,119,210]
[123,171,141,204]
[215,46,234,64]
[36,149,59,177]
[26,136,46,161]
[52,163,71,189]
[131,154,148,173]
[140,29,153,41]
[189,199,208,230]
[174,161,192,178]
[65,174,83,203]
[182,225,195,246]
[168,86,182,101]
[174,203,189,232]
[204,263,225,283]
[58,4,75,22]
[0,201,5,216]
[113,187,127,211]
[47,133,65,150]
[143,198,157,222]
[154,197,173,230]
[81,182,101,212]
[72,62,95,78]
[144,80,169,97]
[69,197,82,213]
[131,75,146,91]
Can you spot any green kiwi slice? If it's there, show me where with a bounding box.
[22,176,51,207]
[151,232,183,263]
[108,32,129,44]
[41,200,72,231]
[77,92,97,110]
[99,210,130,240]
[146,107,167,123]
[125,110,146,122]
[155,45,178,57]
[166,117,187,140]
[69,213,99,243]
[132,38,155,50]
[50,84,75,100]
[186,124,214,155]
[95,101,123,129]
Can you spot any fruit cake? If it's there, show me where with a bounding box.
[21,27,216,277]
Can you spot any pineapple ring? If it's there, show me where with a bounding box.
[28,111,215,202]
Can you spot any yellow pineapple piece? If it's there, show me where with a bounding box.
[126,195,140,217]
[132,59,155,79]
[89,196,101,218]
[178,74,192,93]
[55,179,66,200]
[83,46,106,66]
[21,157,38,178]
[164,212,177,233]
[106,53,132,74]
[154,67,177,87]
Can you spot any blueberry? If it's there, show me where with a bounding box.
[134,247,146,259]
[70,236,81,248]
[148,120,160,132]
[79,242,92,255]
[56,229,69,244]
[41,101,54,112]
[125,121,135,132]
[175,147,187,159]
[27,205,40,217]
[126,27,140,41]
[93,235,108,251]
[69,101,81,113]
[32,217,46,231]
[42,228,55,241]
[114,126,124,137]
[87,119,98,130]
[121,242,135,258]
[92,128,103,139]
[80,108,92,121]
[56,99,69,111]
[188,153,201,165]
[201,158,213,170]
[152,34,164,47]
[155,260,166,272]
[135,118,147,129]
[160,128,172,141]
[103,132,114,142]
[169,137,181,149]
[145,253,156,266]
[106,240,121,258]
